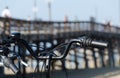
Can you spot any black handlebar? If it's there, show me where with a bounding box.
[37,38,108,60]
[0,35,108,74]
[0,36,108,60]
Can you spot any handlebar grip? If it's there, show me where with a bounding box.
[91,41,108,47]
[9,63,19,74]
[2,56,19,74]
[77,37,108,48]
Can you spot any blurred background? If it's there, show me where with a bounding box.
[0,0,120,78]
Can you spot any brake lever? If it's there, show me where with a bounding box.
[20,59,28,67]
[17,57,28,67]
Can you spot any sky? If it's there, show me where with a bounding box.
[0,0,119,26]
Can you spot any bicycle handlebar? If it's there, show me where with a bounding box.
[37,38,108,60]
[0,35,108,74]
[0,36,108,60]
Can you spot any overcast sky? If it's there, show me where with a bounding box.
[0,0,119,26]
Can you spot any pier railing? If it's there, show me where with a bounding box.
[0,17,120,37]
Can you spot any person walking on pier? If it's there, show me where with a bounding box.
[1,6,11,35]
[1,6,11,18]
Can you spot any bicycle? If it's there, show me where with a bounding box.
[0,33,108,78]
